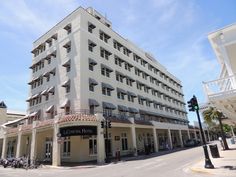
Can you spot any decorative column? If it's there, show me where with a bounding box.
[16,126,22,158]
[167,129,173,150]
[52,117,61,166]
[129,117,137,156]
[153,128,158,152]
[187,130,190,139]
[96,113,105,164]
[1,135,7,159]
[30,121,37,164]
[178,130,184,147]
[194,130,197,139]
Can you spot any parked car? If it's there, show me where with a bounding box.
[184,139,200,147]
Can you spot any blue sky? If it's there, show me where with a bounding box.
[0,0,236,123]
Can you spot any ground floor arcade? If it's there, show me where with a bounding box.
[0,113,209,166]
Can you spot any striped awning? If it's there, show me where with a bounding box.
[102,83,114,90]
[102,102,116,110]
[89,99,99,107]
[128,107,139,113]
[118,105,128,112]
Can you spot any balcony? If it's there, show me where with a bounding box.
[203,74,236,100]
[203,75,236,122]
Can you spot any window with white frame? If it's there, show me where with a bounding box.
[89,136,97,155]
[62,137,71,157]
[121,133,128,151]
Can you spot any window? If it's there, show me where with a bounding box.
[89,84,94,92]
[125,63,132,71]
[136,82,143,90]
[113,40,123,51]
[66,85,70,93]
[88,22,96,33]
[64,24,72,34]
[89,136,97,155]
[63,42,71,53]
[101,66,112,78]
[102,87,111,96]
[114,56,123,67]
[121,133,128,151]
[103,108,112,117]
[133,54,141,62]
[63,137,70,157]
[88,40,96,52]
[123,47,131,57]
[126,78,133,86]
[99,31,110,43]
[116,73,124,83]
[128,95,134,102]
[117,92,125,100]
[146,101,150,107]
[100,48,111,60]
[138,97,144,105]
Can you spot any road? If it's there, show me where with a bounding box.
[0,146,220,177]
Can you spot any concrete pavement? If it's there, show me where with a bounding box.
[190,139,236,176]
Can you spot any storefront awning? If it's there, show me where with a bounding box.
[29,110,40,117]
[101,64,113,72]
[118,105,128,112]
[102,102,116,110]
[89,99,99,107]
[48,86,55,93]
[138,95,145,100]
[60,99,70,109]
[117,88,127,94]
[89,78,98,85]
[62,80,70,87]
[127,91,137,97]
[89,58,97,65]
[128,107,139,113]
[101,82,114,90]
[41,88,48,95]
[46,105,54,113]
[62,60,70,67]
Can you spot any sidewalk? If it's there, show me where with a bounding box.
[190,140,236,176]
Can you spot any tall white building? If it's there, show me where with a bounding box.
[203,23,236,123]
[2,7,189,165]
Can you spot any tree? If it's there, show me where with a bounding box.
[202,107,229,150]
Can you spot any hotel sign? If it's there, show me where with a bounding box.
[60,126,97,137]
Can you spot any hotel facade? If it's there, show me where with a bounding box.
[1,7,191,165]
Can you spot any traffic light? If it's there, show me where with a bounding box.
[187,95,199,112]
[101,121,104,128]
[108,120,111,128]
[187,99,194,112]
[192,96,199,111]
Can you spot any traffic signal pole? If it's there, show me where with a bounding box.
[195,106,214,169]
[188,95,214,169]
[105,119,110,163]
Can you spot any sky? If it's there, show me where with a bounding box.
[0,0,236,123]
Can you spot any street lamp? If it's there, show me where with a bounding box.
[188,95,214,169]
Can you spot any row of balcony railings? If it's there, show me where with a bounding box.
[203,75,236,98]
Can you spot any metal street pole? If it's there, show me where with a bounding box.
[105,119,110,163]
[196,104,214,169]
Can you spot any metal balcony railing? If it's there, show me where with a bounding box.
[203,75,236,98]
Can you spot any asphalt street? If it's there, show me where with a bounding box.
[0,146,222,177]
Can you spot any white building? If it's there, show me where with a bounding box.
[203,23,236,123]
[2,7,189,165]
